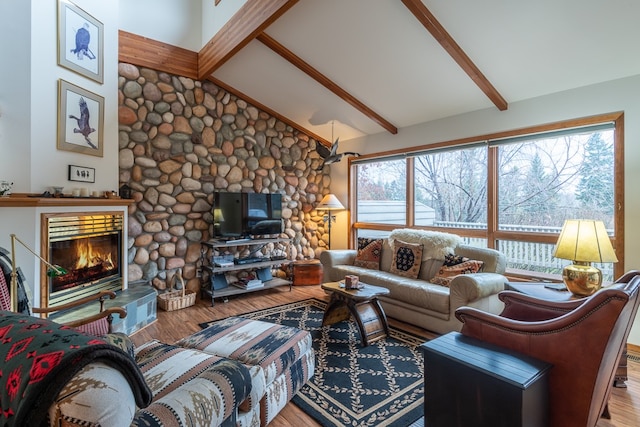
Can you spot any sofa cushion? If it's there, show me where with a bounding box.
[430,259,484,287]
[418,258,446,281]
[353,238,383,270]
[331,266,452,315]
[444,253,469,266]
[389,240,423,279]
[177,317,313,389]
[49,362,138,427]
[133,340,254,426]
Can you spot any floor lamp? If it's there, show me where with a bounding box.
[317,194,345,250]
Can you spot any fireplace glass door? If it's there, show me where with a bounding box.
[43,213,124,307]
[49,233,120,293]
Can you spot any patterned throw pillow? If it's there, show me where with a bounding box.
[353,238,383,270]
[443,253,469,267]
[430,259,484,287]
[389,240,423,279]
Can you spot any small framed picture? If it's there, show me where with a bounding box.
[58,0,103,83]
[57,79,104,157]
[68,165,95,183]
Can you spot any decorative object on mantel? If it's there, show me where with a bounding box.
[119,183,132,199]
[8,234,68,312]
[553,219,618,296]
[68,164,95,183]
[0,181,12,196]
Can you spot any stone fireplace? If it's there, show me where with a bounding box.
[40,212,124,308]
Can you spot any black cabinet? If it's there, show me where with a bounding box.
[420,332,552,427]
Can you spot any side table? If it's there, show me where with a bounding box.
[321,281,390,346]
[506,282,628,387]
[292,259,323,286]
[422,331,551,427]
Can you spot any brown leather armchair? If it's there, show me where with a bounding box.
[455,271,640,427]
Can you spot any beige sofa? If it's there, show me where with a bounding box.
[320,234,508,334]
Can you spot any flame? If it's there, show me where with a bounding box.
[73,239,115,270]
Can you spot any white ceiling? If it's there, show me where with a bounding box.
[211,0,640,143]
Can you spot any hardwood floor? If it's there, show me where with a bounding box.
[130,285,640,427]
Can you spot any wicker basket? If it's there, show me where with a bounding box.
[158,269,196,311]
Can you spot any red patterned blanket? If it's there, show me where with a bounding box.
[0,311,151,426]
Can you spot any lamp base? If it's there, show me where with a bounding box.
[562,262,602,297]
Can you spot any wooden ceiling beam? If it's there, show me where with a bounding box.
[198,0,298,79]
[257,32,398,135]
[401,0,508,111]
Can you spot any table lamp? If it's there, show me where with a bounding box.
[553,219,618,296]
[317,194,344,249]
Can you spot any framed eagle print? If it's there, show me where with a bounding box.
[57,79,104,157]
[57,0,104,84]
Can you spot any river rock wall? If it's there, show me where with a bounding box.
[118,63,331,292]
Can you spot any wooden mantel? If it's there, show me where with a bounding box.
[0,194,135,208]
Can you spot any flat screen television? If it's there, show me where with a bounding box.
[213,192,243,238]
[213,192,283,239]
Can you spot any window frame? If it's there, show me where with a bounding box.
[349,112,625,281]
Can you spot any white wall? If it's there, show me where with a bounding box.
[119,0,201,51]
[0,0,119,195]
[201,0,246,47]
[0,0,123,306]
[336,74,640,345]
[0,1,31,190]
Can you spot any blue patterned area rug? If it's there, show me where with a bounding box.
[202,298,426,427]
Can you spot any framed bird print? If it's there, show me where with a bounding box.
[57,0,103,84]
[57,79,104,157]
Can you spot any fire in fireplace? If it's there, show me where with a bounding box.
[42,212,124,307]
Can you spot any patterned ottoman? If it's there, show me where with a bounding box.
[177,317,315,426]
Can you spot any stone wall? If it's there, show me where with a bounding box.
[118,63,330,292]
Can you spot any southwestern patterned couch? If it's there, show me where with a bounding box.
[0,310,314,426]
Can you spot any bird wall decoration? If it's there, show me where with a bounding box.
[316,138,360,170]
[71,23,96,60]
[68,97,96,148]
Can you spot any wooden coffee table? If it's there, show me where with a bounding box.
[321,281,390,346]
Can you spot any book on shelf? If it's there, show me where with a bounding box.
[233,278,264,290]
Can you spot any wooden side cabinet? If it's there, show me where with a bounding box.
[421,332,552,427]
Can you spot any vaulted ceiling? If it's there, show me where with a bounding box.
[125,0,640,145]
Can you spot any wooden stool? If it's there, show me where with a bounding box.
[292,259,323,286]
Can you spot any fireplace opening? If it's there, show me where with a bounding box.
[50,234,119,293]
[42,212,124,307]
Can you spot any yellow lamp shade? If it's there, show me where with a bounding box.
[553,219,617,296]
[553,219,618,263]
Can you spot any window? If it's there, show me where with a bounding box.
[350,113,623,282]
[355,159,407,225]
[414,144,487,228]
[496,127,614,230]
